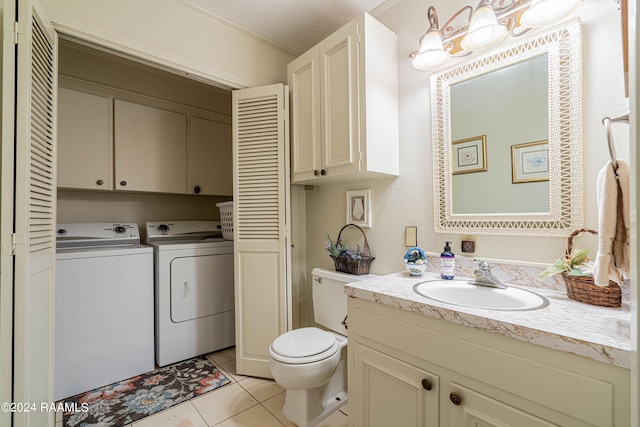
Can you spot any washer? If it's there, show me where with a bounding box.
[146,221,235,367]
[55,223,154,401]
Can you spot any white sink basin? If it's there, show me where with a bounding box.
[413,279,549,311]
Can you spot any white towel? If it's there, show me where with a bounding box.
[593,159,630,286]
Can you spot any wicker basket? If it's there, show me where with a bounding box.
[330,224,375,275]
[216,201,233,241]
[562,228,621,307]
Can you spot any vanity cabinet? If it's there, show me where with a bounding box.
[57,87,113,190]
[352,342,439,427]
[288,13,399,184]
[188,117,232,196]
[348,298,630,427]
[114,99,187,194]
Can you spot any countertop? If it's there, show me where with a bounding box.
[344,271,631,369]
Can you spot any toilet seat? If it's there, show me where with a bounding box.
[270,327,340,364]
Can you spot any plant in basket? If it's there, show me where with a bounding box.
[539,228,621,307]
[538,247,593,281]
[324,234,366,259]
[324,224,375,275]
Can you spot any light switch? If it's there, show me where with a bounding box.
[405,226,417,247]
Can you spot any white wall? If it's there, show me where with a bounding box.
[41,0,295,88]
[304,0,629,278]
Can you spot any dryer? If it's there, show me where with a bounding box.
[55,223,154,401]
[146,221,235,367]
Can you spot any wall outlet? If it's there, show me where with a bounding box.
[461,234,476,253]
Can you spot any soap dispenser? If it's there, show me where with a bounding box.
[440,241,455,280]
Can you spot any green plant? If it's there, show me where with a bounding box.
[324,234,364,258]
[539,248,592,281]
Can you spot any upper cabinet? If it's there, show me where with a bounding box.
[57,83,233,196]
[289,13,399,184]
[189,117,233,196]
[114,99,187,194]
[57,87,113,190]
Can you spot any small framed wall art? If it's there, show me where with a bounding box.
[511,140,549,183]
[346,189,372,227]
[452,135,487,174]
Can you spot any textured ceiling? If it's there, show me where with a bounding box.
[185,0,389,55]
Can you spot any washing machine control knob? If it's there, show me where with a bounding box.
[57,228,67,236]
[157,224,170,233]
[113,226,126,234]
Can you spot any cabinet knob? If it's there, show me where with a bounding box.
[314,170,319,176]
[120,180,127,187]
[421,379,432,391]
[449,392,462,406]
[194,185,201,194]
[320,169,327,176]
[96,179,104,186]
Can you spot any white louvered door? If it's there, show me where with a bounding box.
[12,1,58,426]
[233,84,291,378]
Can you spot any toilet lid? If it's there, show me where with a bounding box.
[270,327,338,363]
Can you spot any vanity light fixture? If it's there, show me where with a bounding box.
[411,6,450,70]
[460,0,508,51]
[409,0,581,70]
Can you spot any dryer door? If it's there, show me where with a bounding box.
[170,253,234,322]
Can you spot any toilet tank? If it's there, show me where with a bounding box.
[312,268,377,335]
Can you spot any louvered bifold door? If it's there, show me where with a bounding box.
[233,84,291,378]
[12,1,58,426]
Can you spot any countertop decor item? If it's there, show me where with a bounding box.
[404,246,427,276]
[539,228,621,307]
[325,224,375,275]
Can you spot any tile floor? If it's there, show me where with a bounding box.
[55,346,349,427]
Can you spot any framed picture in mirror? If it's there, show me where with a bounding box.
[452,135,487,175]
[511,140,549,183]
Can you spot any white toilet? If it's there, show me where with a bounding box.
[269,268,376,427]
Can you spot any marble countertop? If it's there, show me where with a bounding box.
[344,271,631,369]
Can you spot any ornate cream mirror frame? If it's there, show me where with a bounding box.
[431,19,583,236]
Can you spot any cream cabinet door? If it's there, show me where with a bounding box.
[189,117,232,196]
[57,87,112,190]
[447,383,558,427]
[114,99,187,193]
[289,48,321,182]
[350,343,439,427]
[318,19,360,178]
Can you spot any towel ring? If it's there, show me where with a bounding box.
[602,111,629,174]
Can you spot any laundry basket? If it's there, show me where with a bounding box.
[216,201,234,240]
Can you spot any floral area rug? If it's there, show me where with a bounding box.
[62,356,231,426]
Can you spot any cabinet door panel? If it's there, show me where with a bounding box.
[319,24,360,177]
[448,383,559,427]
[114,99,187,193]
[289,51,321,182]
[57,87,112,190]
[189,117,232,196]
[351,343,439,427]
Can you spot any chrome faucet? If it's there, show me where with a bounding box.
[467,259,507,289]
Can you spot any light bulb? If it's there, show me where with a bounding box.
[521,0,580,28]
[411,29,450,70]
[461,3,507,51]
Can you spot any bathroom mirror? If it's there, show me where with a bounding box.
[431,19,583,236]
